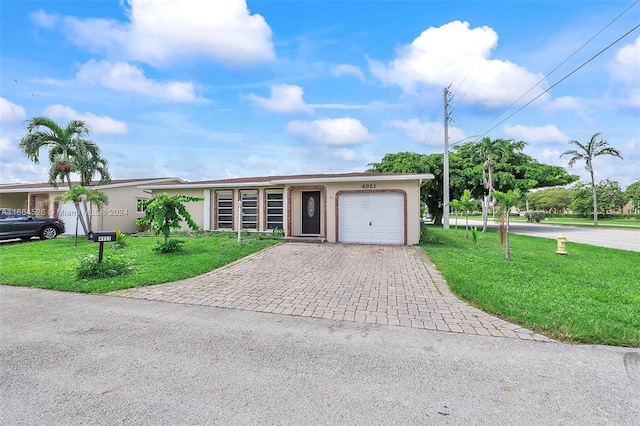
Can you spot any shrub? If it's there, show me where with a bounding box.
[524,211,546,222]
[153,239,185,254]
[77,254,131,279]
[113,229,127,249]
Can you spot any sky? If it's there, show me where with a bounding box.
[1,0,639,189]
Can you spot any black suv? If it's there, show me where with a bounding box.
[0,208,66,241]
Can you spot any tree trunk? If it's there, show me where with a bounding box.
[591,171,598,225]
[505,211,511,260]
[65,174,89,235]
[465,210,469,239]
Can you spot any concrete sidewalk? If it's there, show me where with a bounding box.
[2,285,638,425]
[110,243,552,342]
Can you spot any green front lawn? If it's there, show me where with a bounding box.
[0,232,278,293]
[422,226,640,347]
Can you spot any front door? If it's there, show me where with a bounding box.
[302,191,320,235]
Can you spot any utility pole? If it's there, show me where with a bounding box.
[443,86,451,229]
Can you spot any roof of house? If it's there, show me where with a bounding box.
[0,177,185,193]
[140,172,434,189]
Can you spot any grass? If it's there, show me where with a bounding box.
[421,226,640,347]
[0,231,279,293]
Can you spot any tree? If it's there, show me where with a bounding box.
[19,117,111,234]
[526,188,572,213]
[493,189,522,260]
[451,189,481,239]
[136,193,204,247]
[626,180,640,214]
[560,133,623,225]
[61,186,109,245]
[367,145,577,226]
[471,138,511,232]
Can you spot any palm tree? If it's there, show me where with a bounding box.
[493,189,522,260]
[19,117,110,234]
[560,133,623,225]
[473,138,510,232]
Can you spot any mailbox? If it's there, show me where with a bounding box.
[87,231,117,263]
[88,231,117,243]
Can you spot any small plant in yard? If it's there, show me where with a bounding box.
[136,193,204,252]
[524,211,545,222]
[153,239,185,254]
[470,226,479,247]
[77,253,131,279]
[113,229,127,249]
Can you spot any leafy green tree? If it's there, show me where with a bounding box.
[626,180,640,214]
[19,117,110,234]
[493,189,522,260]
[569,179,628,216]
[451,189,481,239]
[526,187,572,212]
[598,179,628,214]
[136,193,204,247]
[560,133,623,225]
[368,142,577,226]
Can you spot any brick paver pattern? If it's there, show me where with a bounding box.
[109,244,554,342]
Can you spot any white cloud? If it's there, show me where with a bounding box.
[388,118,467,145]
[76,60,197,102]
[332,64,366,82]
[32,0,274,67]
[503,124,569,144]
[0,97,26,124]
[612,35,640,82]
[369,20,547,108]
[286,117,374,145]
[319,146,358,161]
[43,105,128,135]
[0,136,21,161]
[245,84,313,114]
[609,35,640,108]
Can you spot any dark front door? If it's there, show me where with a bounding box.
[302,191,320,235]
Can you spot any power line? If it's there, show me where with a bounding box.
[475,22,640,139]
[473,0,640,138]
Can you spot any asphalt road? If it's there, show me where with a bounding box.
[455,219,640,252]
[1,285,638,425]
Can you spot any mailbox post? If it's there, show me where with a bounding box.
[87,231,117,263]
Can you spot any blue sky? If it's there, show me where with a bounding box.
[1,0,638,188]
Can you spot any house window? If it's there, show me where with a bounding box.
[241,191,258,230]
[136,198,147,213]
[266,192,283,230]
[217,193,233,229]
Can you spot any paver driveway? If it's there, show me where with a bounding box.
[110,243,553,342]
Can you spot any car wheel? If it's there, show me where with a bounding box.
[40,226,59,240]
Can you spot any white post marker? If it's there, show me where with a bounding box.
[237,200,243,243]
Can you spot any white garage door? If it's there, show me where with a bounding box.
[339,193,404,244]
[58,201,86,235]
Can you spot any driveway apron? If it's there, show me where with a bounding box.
[109,243,553,342]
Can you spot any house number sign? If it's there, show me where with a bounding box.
[361,183,377,189]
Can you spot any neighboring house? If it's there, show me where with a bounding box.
[141,172,434,245]
[0,177,184,235]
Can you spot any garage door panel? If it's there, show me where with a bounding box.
[339,193,404,244]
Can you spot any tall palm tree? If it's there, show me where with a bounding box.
[560,133,623,225]
[473,138,510,232]
[19,117,110,234]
